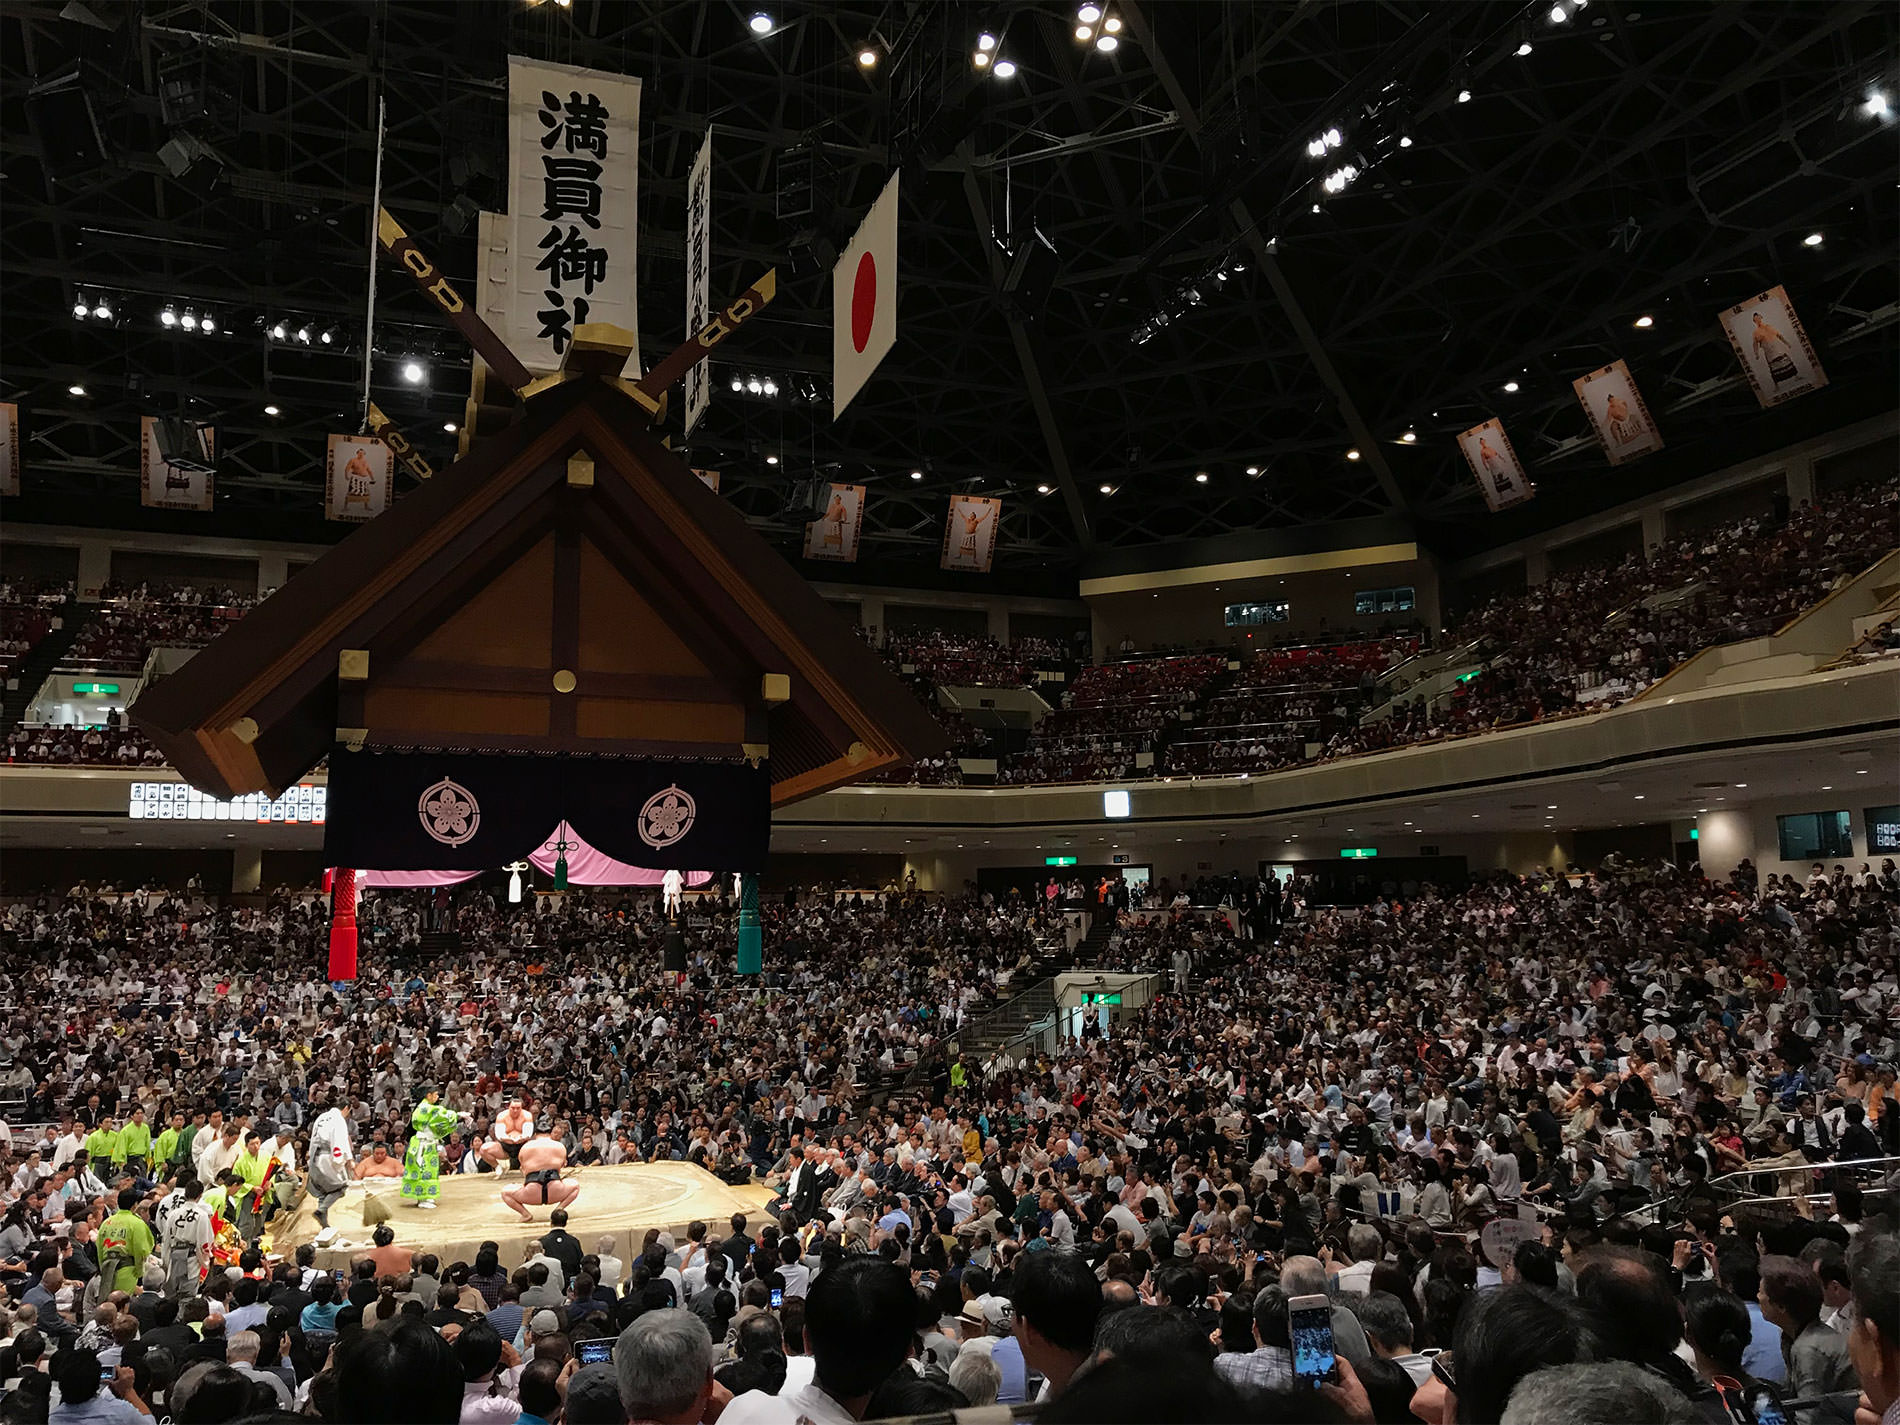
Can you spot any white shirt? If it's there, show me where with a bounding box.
[720,1381,853,1425]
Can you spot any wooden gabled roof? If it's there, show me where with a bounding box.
[132,376,946,805]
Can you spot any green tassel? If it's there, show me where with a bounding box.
[553,854,568,890]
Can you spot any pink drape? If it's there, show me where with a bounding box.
[360,821,715,889]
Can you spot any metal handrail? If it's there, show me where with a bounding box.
[1706,1154,1900,1193]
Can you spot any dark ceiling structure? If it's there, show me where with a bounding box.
[2,0,1895,593]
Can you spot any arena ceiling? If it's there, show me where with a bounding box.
[2,0,1896,592]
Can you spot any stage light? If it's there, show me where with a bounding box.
[1865,91,1890,118]
[402,360,425,384]
[201,315,216,333]
[858,47,877,67]
[910,470,923,480]
[993,59,1017,78]
[73,298,88,319]
[762,378,778,397]
[1194,471,1208,483]
[1307,138,1326,158]
[319,328,334,344]
[1504,380,1519,392]
[1516,41,1532,55]
[765,454,780,465]
[1633,314,1653,328]
[68,384,87,397]
[180,309,198,331]
[1345,448,1361,461]
[161,306,178,327]
[1803,231,1823,246]
[1398,134,1413,147]
[748,12,772,34]
[296,326,311,344]
[1103,14,1121,31]
[270,321,287,340]
[1323,165,1358,193]
[1078,3,1101,21]
[976,31,996,51]
[730,376,743,391]
[93,298,112,320]
[1401,430,1417,443]
[973,50,990,67]
[1325,127,1341,148]
[1096,33,1118,51]
[1099,483,1113,493]
[443,422,458,432]
[264,404,281,416]
[1457,88,1472,103]
[1037,483,1052,494]
[1245,465,1260,476]
[1549,3,1569,21]
[1311,203,1321,213]
[1076,24,1092,39]
[746,376,763,394]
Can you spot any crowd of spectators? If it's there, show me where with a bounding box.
[0,609,55,685]
[885,632,1067,691]
[4,721,165,768]
[63,587,257,672]
[0,855,1891,1422]
[1166,640,1417,777]
[1003,654,1226,785]
[1333,478,1899,760]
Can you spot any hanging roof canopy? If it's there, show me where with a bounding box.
[132,367,946,806]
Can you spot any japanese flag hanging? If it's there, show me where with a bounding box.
[833,171,899,421]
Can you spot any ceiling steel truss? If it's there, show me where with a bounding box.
[1,0,1894,584]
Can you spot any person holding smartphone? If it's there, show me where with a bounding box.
[49,1347,150,1422]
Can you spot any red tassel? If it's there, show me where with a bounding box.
[321,867,334,894]
[327,868,359,981]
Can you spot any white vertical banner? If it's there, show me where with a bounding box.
[1718,284,1828,408]
[1573,359,1663,466]
[804,483,866,562]
[505,58,642,376]
[0,402,19,497]
[941,495,1001,573]
[683,127,714,435]
[1456,417,1534,512]
[325,435,393,523]
[139,416,215,511]
[833,171,899,420]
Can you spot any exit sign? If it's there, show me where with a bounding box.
[72,682,120,695]
[1339,847,1379,859]
[1689,828,1699,840]
[1045,855,1078,866]
[1456,668,1482,683]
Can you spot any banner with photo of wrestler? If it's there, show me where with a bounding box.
[325,435,393,523]
[1718,284,1828,408]
[940,495,1001,573]
[139,415,215,511]
[1573,359,1663,466]
[1456,417,1534,513]
[0,402,19,497]
[804,483,865,562]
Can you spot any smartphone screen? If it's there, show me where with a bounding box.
[577,1340,612,1366]
[1287,1294,1338,1388]
[770,1287,784,1308]
[332,1268,345,1281]
[1751,1391,1789,1425]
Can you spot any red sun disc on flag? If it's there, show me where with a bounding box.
[851,252,878,353]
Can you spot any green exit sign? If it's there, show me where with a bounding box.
[1045,855,1078,866]
[1339,847,1379,859]
[1456,668,1482,683]
[72,682,120,695]
[1689,828,1699,840]
[1081,992,1122,1005]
